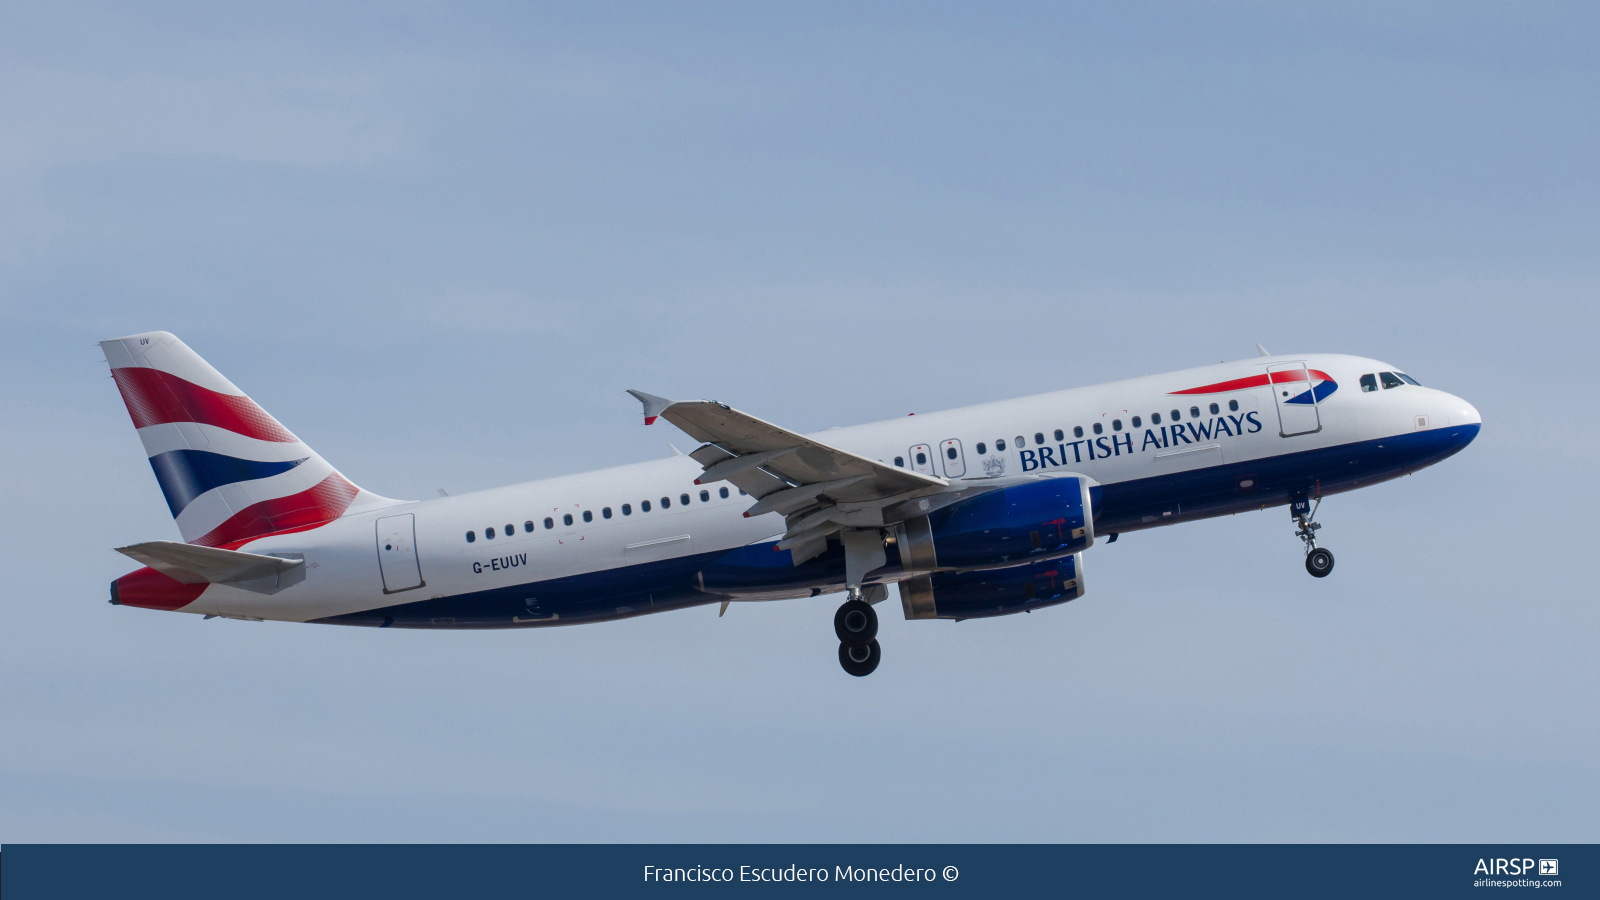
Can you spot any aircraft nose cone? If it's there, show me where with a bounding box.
[1451,397,1481,426]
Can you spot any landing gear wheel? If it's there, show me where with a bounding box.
[838,639,882,677]
[1305,547,1335,578]
[834,598,878,647]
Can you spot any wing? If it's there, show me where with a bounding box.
[628,391,948,565]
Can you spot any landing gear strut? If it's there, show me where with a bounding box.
[1293,496,1335,578]
[835,587,883,676]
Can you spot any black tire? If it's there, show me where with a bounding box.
[1306,547,1335,578]
[834,598,878,646]
[839,639,882,677]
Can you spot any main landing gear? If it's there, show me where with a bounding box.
[835,586,884,677]
[1293,496,1335,578]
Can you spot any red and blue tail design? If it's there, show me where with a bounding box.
[100,331,386,548]
[1171,368,1337,405]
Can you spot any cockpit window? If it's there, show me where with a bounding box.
[1360,374,1378,393]
[1380,372,1405,389]
[1396,372,1421,386]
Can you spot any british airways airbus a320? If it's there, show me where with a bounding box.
[102,332,1479,676]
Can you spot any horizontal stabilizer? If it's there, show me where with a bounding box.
[116,540,304,585]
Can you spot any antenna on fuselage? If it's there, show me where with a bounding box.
[1255,343,1272,357]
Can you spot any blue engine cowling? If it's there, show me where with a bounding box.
[900,553,1084,620]
[893,475,1095,573]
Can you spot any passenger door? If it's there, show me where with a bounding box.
[1267,362,1322,437]
[376,513,424,593]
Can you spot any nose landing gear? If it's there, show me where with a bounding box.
[835,585,884,676]
[1293,496,1335,578]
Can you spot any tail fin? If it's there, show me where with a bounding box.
[100,331,392,547]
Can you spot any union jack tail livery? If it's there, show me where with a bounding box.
[100,332,390,548]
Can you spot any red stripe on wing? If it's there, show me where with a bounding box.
[111,366,298,443]
[1170,369,1334,395]
[191,473,359,548]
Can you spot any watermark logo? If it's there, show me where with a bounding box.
[1539,859,1559,877]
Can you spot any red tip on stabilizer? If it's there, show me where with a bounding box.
[742,512,749,517]
[644,416,657,426]
[113,567,207,611]
[693,479,701,485]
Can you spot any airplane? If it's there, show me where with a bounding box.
[102,332,1480,676]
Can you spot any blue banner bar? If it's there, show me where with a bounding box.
[2,844,1592,899]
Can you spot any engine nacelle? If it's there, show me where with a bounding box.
[893,475,1094,573]
[900,553,1084,620]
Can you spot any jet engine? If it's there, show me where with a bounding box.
[892,475,1095,573]
[899,552,1084,620]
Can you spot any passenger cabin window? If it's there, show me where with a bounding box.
[1132,416,1142,428]
[996,439,1007,451]
[524,521,534,533]
[894,456,904,467]
[946,446,958,460]
[1209,403,1220,414]
[505,523,514,536]
[976,442,987,455]
[1034,433,1044,445]
[1190,406,1200,418]
[466,530,476,543]
[661,496,671,508]
[641,500,651,511]
[915,452,927,465]
[1380,372,1405,389]
[1112,419,1122,431]
[700,490,710,502]
[582,510,592,523]
[1152,412,1162,424]
[563,513,573,526]
[1361,374,1378,392]
[1171,409,1181,420]
[544,517,554,529]
[1073,426,1083,438]
[622,504,632,515]
[603,507,612,519]
[486,527,496,539]
[1014,436,1024,448]
[680,493,691,506]
[1054,429,1064,441]
[719,487,729,498]
[1092,423,1102,435]
[1228,399,1239,411]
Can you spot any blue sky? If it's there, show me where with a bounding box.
[1,2,1596,841]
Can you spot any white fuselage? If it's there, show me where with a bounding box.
[185,353,1480,625]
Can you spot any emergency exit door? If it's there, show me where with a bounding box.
[939,439,967,478]
[376,513,424,593]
